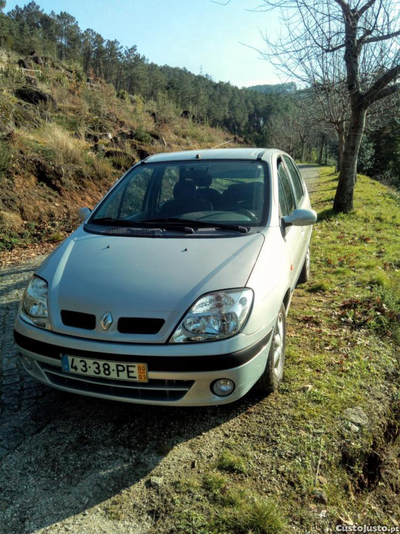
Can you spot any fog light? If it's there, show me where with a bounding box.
[212,379,235,397]
[21,355,32,370]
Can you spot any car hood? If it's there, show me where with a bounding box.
[37,228,264,343]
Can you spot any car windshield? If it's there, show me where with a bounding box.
[90,160,268,228]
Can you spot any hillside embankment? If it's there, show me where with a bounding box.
[0,48,242,253]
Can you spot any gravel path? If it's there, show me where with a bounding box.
[298,164,321,195]
[0,167,321,533]
[0,255,54,444]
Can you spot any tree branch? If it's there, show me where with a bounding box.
[362,64,400,105]
[371,83,400,102]
[363,29,400,45]
[323,43,346,53]
[358,0,378,17]
[357,1,382,45]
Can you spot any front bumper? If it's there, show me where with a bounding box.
[14,324,273,406]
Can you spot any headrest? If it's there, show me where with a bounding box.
[173,179,196,199]
[193,169,212,188]
[180,167,212,188]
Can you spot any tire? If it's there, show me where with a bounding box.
[255,303,286,394]
[297,247,311,284]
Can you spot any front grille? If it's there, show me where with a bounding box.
[61,310,96,330]
[61,311,164,335]
[118,317,165,334]
[40,362,193,401]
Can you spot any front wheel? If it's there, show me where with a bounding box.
[255,303,286,394]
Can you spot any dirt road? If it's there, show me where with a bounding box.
[0,167,321,533]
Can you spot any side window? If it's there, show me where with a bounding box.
[118,168,152,219]
[283,156,304,204]
[159,166,180,204]
[278,178,290,217]
[277,161,296,216]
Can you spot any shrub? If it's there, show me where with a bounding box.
[90,155,114,180]
[133,127,152,144]
[40,124,84,166]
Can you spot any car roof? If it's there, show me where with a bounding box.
[145,148,282,163]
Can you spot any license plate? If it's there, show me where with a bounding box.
[61,355,148,383]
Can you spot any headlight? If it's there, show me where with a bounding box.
[21,275,51,330]
[170,288,253,343]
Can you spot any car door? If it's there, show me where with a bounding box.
[277,157,304,288]
[282,155,312,268]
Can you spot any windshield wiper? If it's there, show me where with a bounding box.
[89,217,194,233]
[141,218,250,234]
[90,217,148,227]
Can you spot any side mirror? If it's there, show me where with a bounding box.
[283,208,317,227]
[78,207,91,222]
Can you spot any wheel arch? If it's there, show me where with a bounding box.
[283,287,291,315]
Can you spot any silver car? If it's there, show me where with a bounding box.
[14,148,316,406]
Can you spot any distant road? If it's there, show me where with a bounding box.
[298,164,321,196]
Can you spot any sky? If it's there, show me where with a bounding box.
[5,0,283,88]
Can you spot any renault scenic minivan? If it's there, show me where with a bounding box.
[14,148,317,406]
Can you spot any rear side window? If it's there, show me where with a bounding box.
[283,156,304,204]
[278,161,295,216]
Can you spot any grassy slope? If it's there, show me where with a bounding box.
[101,169,399,533]
[0,49,237,250]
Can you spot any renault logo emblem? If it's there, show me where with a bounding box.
[100,312,113,331]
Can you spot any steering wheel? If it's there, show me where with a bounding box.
[233,208,258,221]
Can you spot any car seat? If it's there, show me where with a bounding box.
[192,169,223,209]
[158,179,213,218]
[221,182,264,212]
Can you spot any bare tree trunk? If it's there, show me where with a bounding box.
[333,107,366,213]
[318,134,325,164]
[336,122,345,173]
[300,139,306,162]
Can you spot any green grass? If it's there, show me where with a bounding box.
[215,497,285,533]
[169,475,285,533]
[202,472,228,495]
[309,170,400,343]
[155,169,400,532]
[216,450,248,474]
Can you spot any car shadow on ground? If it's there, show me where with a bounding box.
[1,369,260,533]
[0,262,262,533]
